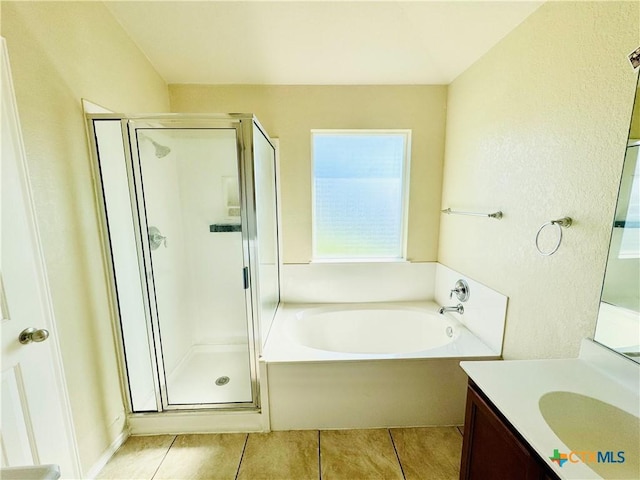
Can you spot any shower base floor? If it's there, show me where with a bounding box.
[164,344,253,406]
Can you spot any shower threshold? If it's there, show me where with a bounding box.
[139,344,253,410]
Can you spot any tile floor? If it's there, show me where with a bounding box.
[98,427,464,480]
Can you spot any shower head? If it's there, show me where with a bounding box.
[139,132,171,158]
[149,138,171,158]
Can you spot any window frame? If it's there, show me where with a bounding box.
[310,129,412,262]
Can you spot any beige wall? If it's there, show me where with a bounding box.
[440,1,639,360]
[169,85,447,263]
[1,2,169,474]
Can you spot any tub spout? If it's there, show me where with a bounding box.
[439,304,464,315]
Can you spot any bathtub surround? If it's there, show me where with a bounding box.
[280,262,436,304]
[275,262,507,354]
[262,262,506,430]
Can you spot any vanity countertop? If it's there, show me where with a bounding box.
[460,339,640,479]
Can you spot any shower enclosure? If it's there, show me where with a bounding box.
[87,115,279,414]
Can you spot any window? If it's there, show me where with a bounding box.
[312,130,411,260]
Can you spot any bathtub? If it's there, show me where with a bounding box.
[261,301,500,430]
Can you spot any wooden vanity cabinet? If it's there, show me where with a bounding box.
[460,380,561,480]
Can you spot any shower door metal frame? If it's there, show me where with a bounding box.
[87,114,265,414]
[86,115,162,415]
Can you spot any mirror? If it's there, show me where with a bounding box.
[594,82,640,363]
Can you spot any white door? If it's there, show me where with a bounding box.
[0,38,81,478]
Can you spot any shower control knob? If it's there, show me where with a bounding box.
[18,327,50,344]
[449,279,470,302]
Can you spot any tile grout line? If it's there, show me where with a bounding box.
[150,435,178,480]
[318,430,322,480]
[388,429,407,480]
[234,433,250,480]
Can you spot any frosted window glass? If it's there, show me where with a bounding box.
[313,132,409,259]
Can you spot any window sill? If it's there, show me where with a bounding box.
[310,258,409,264]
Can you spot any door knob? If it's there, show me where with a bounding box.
[19,327,50,344]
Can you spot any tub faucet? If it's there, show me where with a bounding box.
[438,303,464,315]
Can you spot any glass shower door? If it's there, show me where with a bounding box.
[130,124,254,408]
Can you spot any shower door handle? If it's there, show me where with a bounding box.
[243,267,249,290]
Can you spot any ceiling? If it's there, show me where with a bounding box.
[106,1,544,85]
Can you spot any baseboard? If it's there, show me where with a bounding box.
[84,428,130,479]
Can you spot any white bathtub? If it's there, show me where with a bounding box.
[261,301,500,430]
[289,304,456,354]
[263,301,496,362]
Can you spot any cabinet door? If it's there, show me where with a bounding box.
[460,383,542,480]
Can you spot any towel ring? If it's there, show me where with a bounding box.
[535,217,572,256]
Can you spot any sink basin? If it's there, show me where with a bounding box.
[539,391,640,479]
